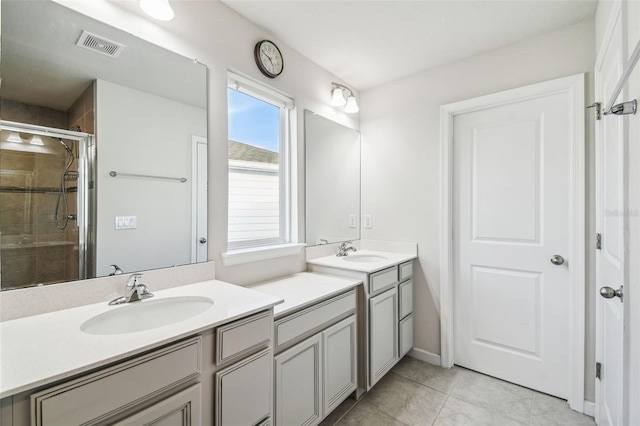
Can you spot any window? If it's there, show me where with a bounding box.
[227,74,293,250]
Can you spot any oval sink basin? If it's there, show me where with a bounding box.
[81,296,214,335]
[341,254,389,263]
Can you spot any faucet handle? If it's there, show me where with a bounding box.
[126,273,144,288]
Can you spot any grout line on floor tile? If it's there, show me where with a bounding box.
[529,392,535,425]
[359,399,411,426]
[430,392,452,426]
[388,370,454,396]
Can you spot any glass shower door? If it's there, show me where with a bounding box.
[0,122,91,290]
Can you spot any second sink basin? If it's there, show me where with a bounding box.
[341,254,389,263]
[81,296,214,335]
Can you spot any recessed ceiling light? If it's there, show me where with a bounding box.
[139,0,175,21]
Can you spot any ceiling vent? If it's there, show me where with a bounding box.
[76,31,125,58]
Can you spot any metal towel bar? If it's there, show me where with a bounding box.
[109,171,187,183]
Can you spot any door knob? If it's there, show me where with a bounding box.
[199,237,207,244]
[550,255,565,265]
[600,285,623,302]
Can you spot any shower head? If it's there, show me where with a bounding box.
[58,138,73,156]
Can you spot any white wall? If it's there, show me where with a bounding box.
[595,0,640,423]
[96,80,206,276]
[55,0,360,286]
[360,20,596,399]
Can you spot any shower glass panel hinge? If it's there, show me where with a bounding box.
[596,233,602,250]
[586,102,601,120]
[596,362,602,380]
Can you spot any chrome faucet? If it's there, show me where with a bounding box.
[109,273,154,305]
[336,241,357,257]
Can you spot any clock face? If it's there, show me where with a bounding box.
[255,40,283,78]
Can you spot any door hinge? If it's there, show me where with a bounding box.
[596,362,602,380]
[587,102,602,121]
[596,233,602,250]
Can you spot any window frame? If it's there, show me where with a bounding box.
[227,72,294,251]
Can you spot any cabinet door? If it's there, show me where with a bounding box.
[322,315,357,417]
[369,287,398,386]
[399,313,414,357]
[215,349,272,426]
[114,384,201,426]
[274,334,322,426]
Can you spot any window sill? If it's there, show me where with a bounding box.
[221,243,306,267]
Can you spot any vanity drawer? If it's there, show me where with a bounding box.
[216,310,272,364]
[399,261,413,281]
[370,266,398,294]
[31,337,201,426]
[275,289,356,349]
[399,279,413,319]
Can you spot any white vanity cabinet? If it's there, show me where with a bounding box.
[1,309,275,426]
[214,311,273,426]
[308,257,415,391]
[114,384,202,426]
[369,287,399,385]
[275,334,323,426]
[267,287,357,426]
[29,337,203,426]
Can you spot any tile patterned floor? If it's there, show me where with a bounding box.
[320,357,596,426]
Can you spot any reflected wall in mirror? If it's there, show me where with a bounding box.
[0,0,208,290]
[305,110,361,245]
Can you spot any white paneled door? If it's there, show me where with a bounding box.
[453,87,573,398]
[595,8,625,426]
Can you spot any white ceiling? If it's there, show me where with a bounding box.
[222,0,598,91]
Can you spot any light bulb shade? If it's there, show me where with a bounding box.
[330,87,347,106]
[140,0,174,21]
[29,135,44,146]
[6,132,22,143]
[344,95,359,113]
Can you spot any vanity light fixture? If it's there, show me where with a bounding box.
[331,82,359,113]
[29,135,44,146]
[139,0,174,21]
[6,131,22,143]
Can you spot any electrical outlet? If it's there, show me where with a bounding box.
[349,214,357,228]
[364,215,372,229]
[115,216,137,230]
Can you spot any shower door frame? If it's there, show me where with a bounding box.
[0,120,95,281]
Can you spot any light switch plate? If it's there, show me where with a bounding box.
[364,215,372,229]
[115,216,137,230]
[348,214,357,228]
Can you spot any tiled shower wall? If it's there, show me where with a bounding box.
[0,82,95,289]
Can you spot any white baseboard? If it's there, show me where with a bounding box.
[583,401,595,417]
[408,348,441,366]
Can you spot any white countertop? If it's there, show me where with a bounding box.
[248,272,362,318]
[306,250,417,273]
[0,280,282,398]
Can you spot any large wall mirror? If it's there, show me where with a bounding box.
[305,110,361,245]
[0,0,208,290]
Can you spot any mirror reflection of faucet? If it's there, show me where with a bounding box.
[336,241,357,257]
[109,264,123,276]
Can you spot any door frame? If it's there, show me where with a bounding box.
[191,135,208,263]
[438,73,586,412]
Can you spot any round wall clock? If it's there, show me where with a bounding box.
[254,40,284,78]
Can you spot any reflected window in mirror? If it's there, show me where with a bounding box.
[227,74,294,250]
